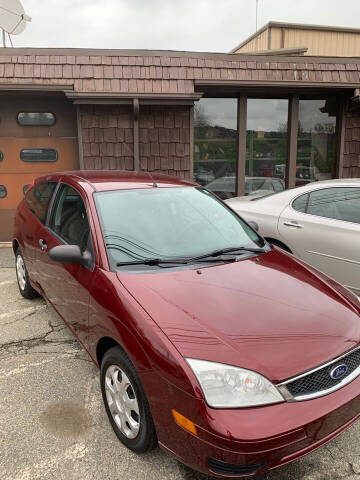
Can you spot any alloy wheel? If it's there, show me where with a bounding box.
[16,255,26,291]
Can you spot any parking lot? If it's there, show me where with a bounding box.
[0,246,359,480]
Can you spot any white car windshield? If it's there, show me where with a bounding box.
[95,187,264,267]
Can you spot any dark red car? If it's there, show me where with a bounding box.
[13,171,360,478]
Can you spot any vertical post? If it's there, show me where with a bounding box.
[335,96,345,179]
[236,95,247,197]
[189,104,194,181]
[76,105,84,170]
[286,95,299,189]
[133,98,140,171]
[2,29,6,48]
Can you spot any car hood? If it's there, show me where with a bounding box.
[117,250,360,382]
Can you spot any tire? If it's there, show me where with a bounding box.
[15,248,39,299]
[100,346,157,453]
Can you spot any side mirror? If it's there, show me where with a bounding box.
[248,221,259,232]
[48,244,91,268]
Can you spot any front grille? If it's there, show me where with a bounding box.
[208,458,266,476]
[285,347,360,398]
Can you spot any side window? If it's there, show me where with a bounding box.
[292,193,309,213]
[50,185,90,250]
[307,188,360,223]
[25,182,57,223]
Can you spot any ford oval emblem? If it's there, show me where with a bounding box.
[330,364,348,380]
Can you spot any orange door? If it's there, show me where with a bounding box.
[0,95,79,242]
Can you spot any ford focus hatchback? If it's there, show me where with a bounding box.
[13,171,360,478]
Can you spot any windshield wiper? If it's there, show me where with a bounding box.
[116,258,190,267]
[186,246,267,262]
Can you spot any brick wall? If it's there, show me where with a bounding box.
[79,104,191,178]
[139,105,191,179]
[79,105,134,170]
[343,105,360,178]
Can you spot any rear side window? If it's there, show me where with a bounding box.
[20,148,58,163]
[292,193,309,213]
[17,112,55,126]
[307,187,360,224]
[25,182,57,223]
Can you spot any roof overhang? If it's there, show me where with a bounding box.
[65,91,202,105]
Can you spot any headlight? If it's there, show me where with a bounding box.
[186,358,285,408]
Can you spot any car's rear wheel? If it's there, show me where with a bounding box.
[100,346,157,453]
[15,248,39,299]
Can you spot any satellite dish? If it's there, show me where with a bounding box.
[0,0,31,46]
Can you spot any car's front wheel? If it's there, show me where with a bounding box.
[15,248,39,299]
[100,345,157,453]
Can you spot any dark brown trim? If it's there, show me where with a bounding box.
[0,46,360,64]
[267,27,272,50]
[335,97,346,178]
[189,105,194,181]
[281,28,286,49]
[76,106,84,170]
[0,83,74,91]
[67,92,202,102]
[195,80,360,90]
[133,98,140,171]
[72,99,198,106]
[236,95,247,197]
[286,95,299,189]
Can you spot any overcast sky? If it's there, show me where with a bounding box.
[8,0,360,52]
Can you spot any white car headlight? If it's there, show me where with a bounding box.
[186,358,285,408]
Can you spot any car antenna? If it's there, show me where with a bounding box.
[147,172,158,188]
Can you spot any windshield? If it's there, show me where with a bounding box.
[95,187,263,267]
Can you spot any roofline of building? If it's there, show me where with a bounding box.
[0,46,359,64]
[229,21,360,54]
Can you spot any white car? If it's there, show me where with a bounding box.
[225,179,360,294]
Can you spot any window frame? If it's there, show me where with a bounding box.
[16,111,56,127]
[290,186,360,226]
[46,182,95,270]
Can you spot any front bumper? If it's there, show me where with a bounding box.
[141,371,360,478]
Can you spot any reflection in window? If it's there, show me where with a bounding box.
[20,148,58,163]
[246,99,288,199]
[194,98,238,199]
[307,188,360,224]
[18,112,55,126]
[0,185,7,199]
[297,98,337,186]
[25,182,57,223]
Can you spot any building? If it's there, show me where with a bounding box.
[230,22,360,57]
[0,39,360,241]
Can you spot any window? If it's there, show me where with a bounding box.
[0,185,7,199]
[0,150,3,162]
[297,98,337,186]
[17,112,55,126]
[307,188,360,224]
[292,193,309,213]
[246,99,288,198]
[50,185,90,249]
[25,182,57,223]
[21,148,58,163]
[194,98,238,199]
[95,187,262,267]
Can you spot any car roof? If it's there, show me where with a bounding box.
[34,170,196,192]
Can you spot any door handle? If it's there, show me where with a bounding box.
[283,221,303,229]
[39,238,47,251]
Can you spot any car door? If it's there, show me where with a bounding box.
[278,187,360,294]
[36,183,95,346]
[18,181,57,280]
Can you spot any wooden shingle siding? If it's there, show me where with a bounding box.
[139,106,191,179]
[343,106,360,178]
[0,51,359,94]
[79,105,134,170]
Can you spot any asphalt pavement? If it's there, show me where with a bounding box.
[0,246,359,480]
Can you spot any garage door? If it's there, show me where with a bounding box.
[0,94,79,242]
